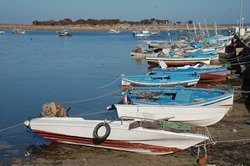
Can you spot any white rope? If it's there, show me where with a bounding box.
[97,75,121,89]
[234,90,250,93]
[0,122,23,132]
[59,89,121,104]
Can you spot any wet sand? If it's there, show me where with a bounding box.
[1,77,250,166]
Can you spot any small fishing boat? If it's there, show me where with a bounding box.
[130,45,167,58]
[57,29,72,36]
[146,50,219,68]
[121,72,200,92]
[150,62,228,82]
[0,30,4,35]
[12,29,25,34]
[121,86,234,107]
[114,104,231,127]
[108,29,120,34]
[133,29,151,38]
[24,103,208,155]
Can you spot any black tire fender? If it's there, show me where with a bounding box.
[93,122,111,142]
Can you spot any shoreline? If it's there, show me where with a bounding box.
[0,23,232,32]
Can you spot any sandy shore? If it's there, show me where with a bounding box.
[0,23,231,32]
[0,77,249,166]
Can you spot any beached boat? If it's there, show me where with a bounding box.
[115,104,231,127]
[121,73,200,92]
[121,86,234,107]
[24,116,208,155]
[57,29,72,36]
[12,29,25,34]
[146,52,218,68]
[150,62,228,82]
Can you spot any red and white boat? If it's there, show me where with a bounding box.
[24,117,208,155]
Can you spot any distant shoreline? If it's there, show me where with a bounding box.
[0,23,232,32]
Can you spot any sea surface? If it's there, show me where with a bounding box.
[0,29,228,158]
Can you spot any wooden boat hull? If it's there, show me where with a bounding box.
[131,51,159,58]
[115,104,231,127]
[146,56,211,68]
[150,64,228,82]
[24,118,208,155]
[122,86,234,108]
[121,73,199,92]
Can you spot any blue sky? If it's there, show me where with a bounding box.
[0,0,249,25]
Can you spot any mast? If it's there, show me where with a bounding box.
[204,18,210,38]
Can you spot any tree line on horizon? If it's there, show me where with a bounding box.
[32,18,194,26]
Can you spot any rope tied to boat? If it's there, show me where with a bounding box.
[97,75,122,89]
[0,122,23,132]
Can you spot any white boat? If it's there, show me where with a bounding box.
[115,104,231,127]
[0,30,4,35]
[24,117,208,155]
[12,29,25,34]
[57,29,72,36]
[108,29,120,34]
[133,29,151,38]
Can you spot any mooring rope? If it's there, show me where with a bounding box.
[0,122,23,132]
[234,90,250,93]
[229,61,250,66]
[58,89,121,104]
[97,75,122,89]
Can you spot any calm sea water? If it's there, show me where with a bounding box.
[0,29,228,158]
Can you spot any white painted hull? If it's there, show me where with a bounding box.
[115,104,231,127]
[24,117,208,155]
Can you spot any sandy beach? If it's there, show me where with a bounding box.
[0,77,249,166]
[0,23,231,32]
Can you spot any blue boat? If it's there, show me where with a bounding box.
[146,50,219,67]
[150,62,228,82]
[121,73,200,92]
[122,86,234,107]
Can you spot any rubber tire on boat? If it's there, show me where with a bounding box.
[93,122,111,142]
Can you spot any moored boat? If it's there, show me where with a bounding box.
[57,29,73,36]
[12,29,25,34]
[24,103,208,155]
[114,104,231,127]
[150,62,228,82]
[121,86,234,107]
[121,72,200,92]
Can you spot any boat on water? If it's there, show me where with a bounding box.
[130,45,168,58]
[108,29,120,34]
[114,104,231,127]
[24,103,208,155]
[150,62,228,82]
[12,29,25,34]
[132,29,151,38]
[57,29,73,36]
[0,30,4,35]
[121,72,200,92]
[121,86,234,107]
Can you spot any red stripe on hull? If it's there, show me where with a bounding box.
[32,130,181,154]
[200,74,227,82]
